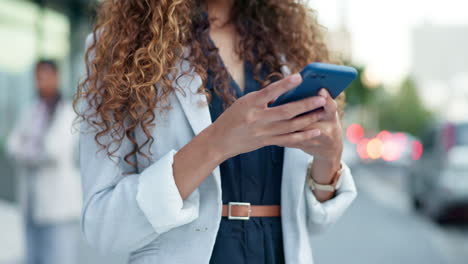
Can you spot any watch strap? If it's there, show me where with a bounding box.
[307,161,344,192]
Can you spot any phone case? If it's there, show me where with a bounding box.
[269,62,357,108]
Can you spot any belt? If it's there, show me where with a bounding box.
[221,202,281,220]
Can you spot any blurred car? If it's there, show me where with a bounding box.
[407,121,468,223]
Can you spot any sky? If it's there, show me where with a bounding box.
[310,0,468,85]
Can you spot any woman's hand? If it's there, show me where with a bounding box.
[284,88,343,165]
[208,73,326,161]
[277,88,343,202]
[175,75,339,201]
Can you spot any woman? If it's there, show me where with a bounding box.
[75,0,357,263]
[7,60,81,264]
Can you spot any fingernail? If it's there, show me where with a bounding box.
[310,129,321,137]
[317,97,326,105]
[319,88,327,97]
[289,73,302,84]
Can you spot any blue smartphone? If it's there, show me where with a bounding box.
[268,62,357,109]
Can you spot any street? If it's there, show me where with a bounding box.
[1,164,467,264]
[311,164,468,264]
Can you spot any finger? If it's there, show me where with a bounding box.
[264,110,324,135]
[268,129,321,147]
[262,95,326,122]
[282,139,321,149]
[318,88,338,119]
[256,73,302,105]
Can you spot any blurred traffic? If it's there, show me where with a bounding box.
[408,122,468,223]
[1,0,468,263]
[342,120,468,224]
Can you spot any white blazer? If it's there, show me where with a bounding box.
[7,100,82,224]
[79,33,357,263]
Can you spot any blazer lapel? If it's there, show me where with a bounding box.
[173,59,213,136]
[172,58,222,193]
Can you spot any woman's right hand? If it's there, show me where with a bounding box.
[209,73,327,161]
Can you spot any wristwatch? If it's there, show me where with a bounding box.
[307,161,344,192]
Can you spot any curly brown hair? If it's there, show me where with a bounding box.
[74,0,345,168]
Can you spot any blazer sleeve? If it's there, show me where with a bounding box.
[79,129,200,254]
[79,33,200,255]
[304,158,357,234]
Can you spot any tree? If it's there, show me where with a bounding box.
[343,65,376,108]
[376,77,433,137]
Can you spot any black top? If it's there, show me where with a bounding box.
[206,52,286,263]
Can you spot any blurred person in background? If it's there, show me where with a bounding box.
[6,59,82,264]
[75,0,357,264]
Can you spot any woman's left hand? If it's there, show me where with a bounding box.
[284,88,343,165]
[281,88,343,202]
